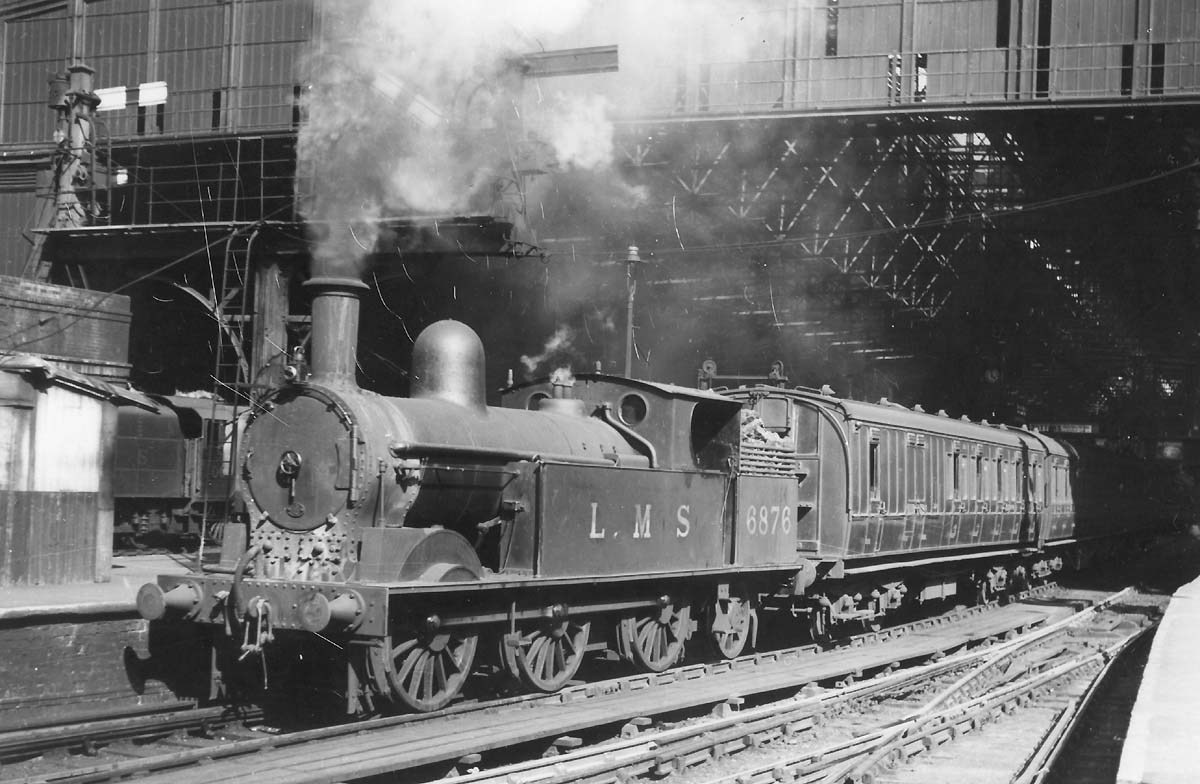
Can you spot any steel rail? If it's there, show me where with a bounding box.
[436,587,1138,784]
[712,589,1150,784]
[0,705,263,766]
[1009,627,1153,784]
[4,586,1065,784]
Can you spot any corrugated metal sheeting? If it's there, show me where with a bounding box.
[0,491,100,585]
[0,356,158,586]
[0,380,105,586]
[2,1,1197,139]
[238,0,313,130]
[0,0,313,145]
[158,0,226,135]
[664,0,1200,114]
[2,6,71,144]
[0,190,42,278]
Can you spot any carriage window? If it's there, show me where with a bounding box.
[951,453,961,499]
[975,455,983,500]
[869,440,880,499]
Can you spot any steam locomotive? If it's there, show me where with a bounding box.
[136,263,1164,714]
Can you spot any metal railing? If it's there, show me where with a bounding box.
[648,41,1200,118]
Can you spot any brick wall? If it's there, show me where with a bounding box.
[0,275,131,381]
[0,613,205,730]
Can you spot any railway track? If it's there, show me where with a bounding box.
[445,586,1154,784]
[0,585,1088,784]
[0,703,263,778]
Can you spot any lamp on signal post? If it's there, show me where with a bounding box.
[624,245,643,378]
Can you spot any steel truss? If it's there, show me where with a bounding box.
[608,110,1194,423]
[617,115,1024,321]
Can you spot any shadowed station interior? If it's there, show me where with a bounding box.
[1,1,1199,782]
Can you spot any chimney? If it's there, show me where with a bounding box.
[304,249,368,387]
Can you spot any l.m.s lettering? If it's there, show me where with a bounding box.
[586,503,693,540]
[632,505,652,539]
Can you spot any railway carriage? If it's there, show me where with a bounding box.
[720,386,1075,635]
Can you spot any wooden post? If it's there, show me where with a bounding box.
[250,257,290,392]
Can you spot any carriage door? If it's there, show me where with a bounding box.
[1030,456,1045,547]
[1018,439,1043,546]
[903,432,927,551]
[864,428,885,552]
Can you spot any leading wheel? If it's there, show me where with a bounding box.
[368,619,478,712]
[619,600,690,673]
[502,618,591,693]
[706,594,754,659]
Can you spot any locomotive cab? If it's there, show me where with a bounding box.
[728,388,843,568]
[501,373,742,472]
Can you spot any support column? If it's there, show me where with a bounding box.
[94,402,117,582]
[250,257,290,392]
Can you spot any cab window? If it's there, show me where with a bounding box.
[757,397,790,437]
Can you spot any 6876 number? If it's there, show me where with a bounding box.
[745,505,793,535]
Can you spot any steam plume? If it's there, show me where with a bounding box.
[520,325,574,374]
[299,0,604,269]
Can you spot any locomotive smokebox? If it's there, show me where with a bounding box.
[411,320,487,411]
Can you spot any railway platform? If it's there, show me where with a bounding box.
[0,554,198,730]
[0,554,192,620]
[1117,572,1200,784]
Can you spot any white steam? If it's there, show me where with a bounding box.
[530,92,615,171]
[520,326,574,373]
[300,0,607,265]
[298,0,802,267]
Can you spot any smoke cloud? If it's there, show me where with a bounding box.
[301,2,909,401]
[299,0,613,267]
[520,325,574,374]
[298,1,792,262]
